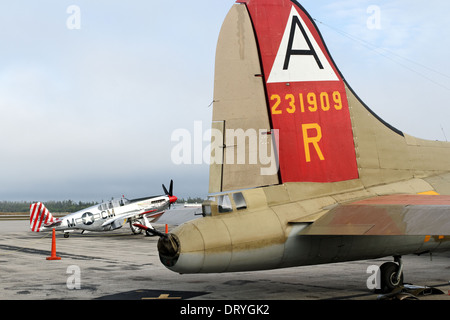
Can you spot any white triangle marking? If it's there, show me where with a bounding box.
[267,6,339,83]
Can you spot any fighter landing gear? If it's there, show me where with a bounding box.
[130,221,143,235]
[129,216,157,236]
[379,256,404,293]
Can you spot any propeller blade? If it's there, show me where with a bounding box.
[162,180,175,208]
[162,184,169,195]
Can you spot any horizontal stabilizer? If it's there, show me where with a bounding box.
[301,195,450,236]
[44,219,62,228]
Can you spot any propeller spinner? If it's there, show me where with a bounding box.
[162,180,177,206]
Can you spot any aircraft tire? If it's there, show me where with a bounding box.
[129,221,143,235]
[380,262,403,293]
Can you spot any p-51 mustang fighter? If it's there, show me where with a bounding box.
[30,180,177,238]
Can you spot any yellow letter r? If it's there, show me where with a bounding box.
[302,123,325,162]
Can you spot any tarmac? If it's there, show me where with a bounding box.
[0,206,449,304]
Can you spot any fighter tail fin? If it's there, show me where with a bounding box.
[30,202,55,232]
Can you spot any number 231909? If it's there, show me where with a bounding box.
[271,91,343,115]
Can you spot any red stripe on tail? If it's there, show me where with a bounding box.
[31,203,43,232]
[36,205,47,232]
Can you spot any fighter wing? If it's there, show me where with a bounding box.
[101,209,157,229]
[298,194,450,237]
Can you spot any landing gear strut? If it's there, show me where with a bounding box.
[379,255,404,293]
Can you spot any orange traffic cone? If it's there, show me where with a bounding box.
[46,228,61,260]
[165,224,168,234]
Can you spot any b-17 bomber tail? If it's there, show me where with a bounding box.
[209,0,450,192]
[156,0,450,291]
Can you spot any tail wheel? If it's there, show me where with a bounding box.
[380,262,404,293]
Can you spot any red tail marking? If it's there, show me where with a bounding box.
[239,0,358,183]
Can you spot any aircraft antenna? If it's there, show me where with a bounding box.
[313,18,450,92]
[441,125,448,142]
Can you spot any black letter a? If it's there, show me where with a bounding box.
[283,16,324,70]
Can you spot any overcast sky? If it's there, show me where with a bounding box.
[0,0,449,202]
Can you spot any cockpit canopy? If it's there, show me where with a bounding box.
[98,198,130,211]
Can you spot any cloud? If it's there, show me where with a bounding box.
[0,1,227,201]
[0,1,449,201]
[305,0,450,140]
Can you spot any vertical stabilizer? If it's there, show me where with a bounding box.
[30,202,55,232]
[210,0,450,194]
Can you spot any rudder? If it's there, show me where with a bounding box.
[237,0,359,183]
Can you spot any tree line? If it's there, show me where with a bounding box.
[0,200,97,213]
[176,197,205,204]
[0,197,205,213]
